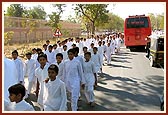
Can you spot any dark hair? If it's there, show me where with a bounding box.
[72,43,76,47]
[73,47,79,53]
[63,45,67,48]
[32,48,37,51]
[91,43,94,46]
[48,64,59,74]
[26,52,32,56]
[46,40,50,42]
[98,41,102,44]
[43,44,47,47]
[48,45,53,48]
[56,53,63,59]
[83,47,88,50]
[67,48,75,54]
[93,47,98,51]
[12,50,18,55]
[36,48,42,52]
[84,52,91,56]
[8,83,26,99]
[37,53,47,61]
[53,44,57,47]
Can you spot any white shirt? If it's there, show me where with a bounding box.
[57,46,63,53]
[13,58,24,83]
[31,53,38,60]
[35,64,50,106]
[6,100,34,111]
[63,58,86,92]
[24,59,36,82]
[45,50,55,64]
[91,53,101,72]
[83,60,96,86]
[43,78,67,111]
[4,57,18,104]
[61,51,68,61]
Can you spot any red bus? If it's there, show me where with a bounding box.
[124,15,152,49]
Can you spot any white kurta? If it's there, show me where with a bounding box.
[6,100,34,111]
[83,60,96,86]
[57,46,63,53]
[110,40,116,54]
[105,46,112,64]
[63,58,85,111]
[45,51,55,64]
[61,51,68,61]
[43,78,67,111]
[35,64,50,107]
[91,53,101,73]
[24,59,36,82]
[97,46,104,66]
[88,48,94,55]
[31,53,38,60]
[83,60,96,102]
[4,57,18,110]
[13,58,24,83]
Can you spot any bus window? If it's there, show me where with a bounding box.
[127,17,149,28]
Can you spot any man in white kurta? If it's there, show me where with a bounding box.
[105,43,112,64]
[24,55,36,94]
[111,37,116,55]
[97,41,104,72]
[12,57,24,84]
[63,54,86,111]
[83,59,96,104]
[35,63,50,110]
[43,77,67,111]
[4,57,18,111]
[91,49,101,73]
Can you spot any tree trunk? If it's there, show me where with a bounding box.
[91,21,95,35]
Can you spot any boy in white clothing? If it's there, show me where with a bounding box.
[35,54,50,110]
[91,47,102,87]
[43,64,67,111]
[83,52,97,107]
[62,45,68,61]
[7,83,34,111]
[45,45,55,64]
[105,43,112,65]
[52,53,64,81]
[24,52,36,95]
[12,50,24,84]
[63,49,86,111]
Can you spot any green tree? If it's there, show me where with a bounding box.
[4,31,14,45]
[101,13,124,32]
[148,13,164,30]
[25,5,47,19]
[75,4,109,34]
[6,4,25,17]
[47,4,66,32]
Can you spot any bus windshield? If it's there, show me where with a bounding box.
[126,17,149,28]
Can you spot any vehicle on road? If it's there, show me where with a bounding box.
[124,14,152,50]
[149,34,164,67]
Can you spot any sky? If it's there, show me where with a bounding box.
[2,2,165,20]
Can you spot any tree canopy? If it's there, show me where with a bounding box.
[75,4,109,34]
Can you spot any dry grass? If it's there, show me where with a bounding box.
[4,37,65,60]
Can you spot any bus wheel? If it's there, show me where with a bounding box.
[150,56,156,67]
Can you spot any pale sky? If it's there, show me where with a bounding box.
[2,2,165,20]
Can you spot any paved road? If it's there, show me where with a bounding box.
[25,45,164,111]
